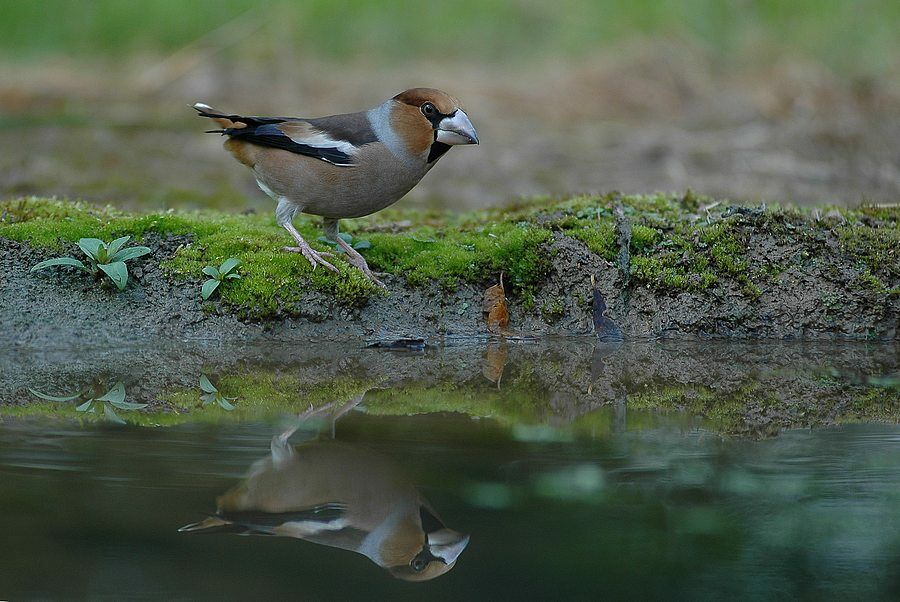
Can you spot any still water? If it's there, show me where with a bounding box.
[0,340,898,599]
[1,413,899,599]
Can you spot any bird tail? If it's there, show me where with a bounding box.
[178,515,241,534]
[191,102,242,130]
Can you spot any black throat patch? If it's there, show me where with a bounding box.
[427,141,451,164]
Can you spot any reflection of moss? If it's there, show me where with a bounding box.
[361,382,544,424]
[167,372,375,418]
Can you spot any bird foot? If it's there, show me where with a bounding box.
[342,248,386,288]
[282,245,338,273]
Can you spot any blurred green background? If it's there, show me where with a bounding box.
[1,0,898,209]
[4,0,899,74]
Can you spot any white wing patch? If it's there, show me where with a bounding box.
[284,123,358,158]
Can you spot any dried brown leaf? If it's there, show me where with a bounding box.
[483,273,509,334]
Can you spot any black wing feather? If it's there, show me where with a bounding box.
[218,502,347,529]
[224,123,354,166]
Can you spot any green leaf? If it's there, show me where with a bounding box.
[75,399,93,412]
[29,388,81,402]
[201,279,220,300]
[97,382,126,404]
[217,396,236,411]
[106,236,131,257]
[202,266,221,279]
[219,257,240,275]
[77,238,104,260]
[109,246,151,263]
[338,233,353,243]
[316,236,335,246]
[103,403,126,424]
[98,262,128,290]
[199,375,217,393]
[225,273,241,280]
[201,392,217,405]
[109,400,148,410]
[31,257,88,272]
[352,239,371,250]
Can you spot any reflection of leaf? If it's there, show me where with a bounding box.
[482,341,508,386]
[483,274,509,334]
[96,382,126,404]
[28,388,82,402]
[200,375,217,393]
[103,403,126,424]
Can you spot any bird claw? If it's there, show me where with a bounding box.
[344,250,386,288]
[282,246,339,273]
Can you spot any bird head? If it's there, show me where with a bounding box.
[384,504,470,582]
[390,88,478,163]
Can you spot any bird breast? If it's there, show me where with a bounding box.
[253,142,431,219]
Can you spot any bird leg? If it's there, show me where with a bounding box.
[324,218,386,288]
[281,222,338,273]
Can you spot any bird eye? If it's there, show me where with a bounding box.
[411,558,428,572]
[421,103,436,117]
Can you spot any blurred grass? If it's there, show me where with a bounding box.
[1,0,898,75]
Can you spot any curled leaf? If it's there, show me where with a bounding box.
[591,275,624,342]
[483,274,509,334]
[202,266,221,279]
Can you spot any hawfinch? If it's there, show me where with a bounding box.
[179,436,470,581]
[193,88,479,287]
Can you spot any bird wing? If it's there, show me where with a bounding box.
[194,104,375,167]
[215,502,347,536]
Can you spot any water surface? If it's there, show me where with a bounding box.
[1,341,898,599]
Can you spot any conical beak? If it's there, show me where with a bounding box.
[435,109,478,145]
[428,529,470,565]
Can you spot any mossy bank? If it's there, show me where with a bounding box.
[1,194,897,345]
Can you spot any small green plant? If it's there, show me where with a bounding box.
[316,232,371,254]
[29,381,147,424]
[201,257,241,300]
[31,236,151,290]
[200,375,236,410]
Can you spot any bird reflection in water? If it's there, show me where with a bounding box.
[179,394,469,581]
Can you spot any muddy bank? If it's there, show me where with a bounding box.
[1,339,897,435]
[1,196,897,345]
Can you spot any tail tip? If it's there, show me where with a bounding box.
[192,102,214,112]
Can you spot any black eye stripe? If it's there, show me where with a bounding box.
[420,103,454,128]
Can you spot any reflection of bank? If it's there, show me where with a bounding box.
[179,403,469,581]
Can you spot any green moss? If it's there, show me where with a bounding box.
[3,194,897,315]
[1,197,556,316]
[836,225,899,284]
[540,299,565,322]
